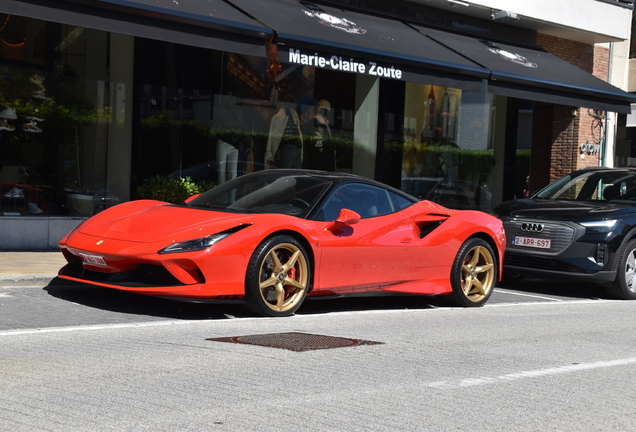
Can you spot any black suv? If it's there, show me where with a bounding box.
[494,167,636,299]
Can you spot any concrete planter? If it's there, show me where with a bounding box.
[0,217,85,251]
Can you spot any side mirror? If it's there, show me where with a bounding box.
[331,208,360,228]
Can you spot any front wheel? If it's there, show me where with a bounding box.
[449,238,497,307]
[608,239,636,300]
[244,235,311,317]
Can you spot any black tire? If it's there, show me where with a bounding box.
[449,238,497,307]
[244,235,311,317]
[608,239,636,300]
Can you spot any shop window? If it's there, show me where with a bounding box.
[380,80,496,212]
[0,16,120,217]
[133,39,357,196]
[615,104,636,167]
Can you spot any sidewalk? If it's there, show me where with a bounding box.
[0,251,66,286]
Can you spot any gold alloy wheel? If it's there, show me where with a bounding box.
[258,242,309,313]
[461,245,496,303]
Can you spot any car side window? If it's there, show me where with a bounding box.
[315,183,395,221]
[389,190,415,211]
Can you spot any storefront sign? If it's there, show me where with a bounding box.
[580,143,601,154]
[287,48,403,79]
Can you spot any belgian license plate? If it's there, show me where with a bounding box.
[512,236,551,249]
[79,253,107,266]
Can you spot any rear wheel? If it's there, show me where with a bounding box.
[608,239,636,300]
[449,238,496,307]
[244,235,311,317]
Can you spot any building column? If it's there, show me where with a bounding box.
[353,75,379,179]
[107,33,134,201]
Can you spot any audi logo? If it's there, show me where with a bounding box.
[521,222,544,233]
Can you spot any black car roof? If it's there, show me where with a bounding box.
[256,169,416,200]
[577,167,636,174]
[266,169,361,179]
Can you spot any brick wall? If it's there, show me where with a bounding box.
[530,104,553,192]
[528,34,607,188]
[537,34,595,73]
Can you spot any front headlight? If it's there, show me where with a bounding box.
[579,219,619,234]
[159,233,232,254]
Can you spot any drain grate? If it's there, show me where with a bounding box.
[206,332,383,352]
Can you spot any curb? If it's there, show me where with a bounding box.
[0,273,59,286]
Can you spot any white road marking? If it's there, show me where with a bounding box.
[486,298,616,308]
[0,297,617,337]
[493,288,564,301]
[0,319,222,336]
[427,357,636,389]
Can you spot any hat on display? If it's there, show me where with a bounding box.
[4,187,24,198]
[26,109,44,122]
[23,119,42,133]
[318,100,331,110]
[30,73,46,91]
[0,119,15,131]
[0,107,17,119]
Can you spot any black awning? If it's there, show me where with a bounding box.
[1,0,272,57]
[226,0,489,91]
[416,24,635,114]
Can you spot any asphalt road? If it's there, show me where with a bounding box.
[1,278,635,431]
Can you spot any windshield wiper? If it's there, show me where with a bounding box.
[189,203,229,210]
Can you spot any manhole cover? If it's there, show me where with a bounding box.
[206,332,383,352]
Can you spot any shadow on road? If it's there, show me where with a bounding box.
[43,275,612,323]
[44,277,249,320]
[44,277,451,320]
[300,294,450,315]
[497,276,614,300]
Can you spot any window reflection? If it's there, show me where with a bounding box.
[0,16,115,216]
[134,40,358,200]
[382,81,497,212]
[0,16,505,219]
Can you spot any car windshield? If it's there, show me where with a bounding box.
[186,171,332,217]
[535,170,636,203]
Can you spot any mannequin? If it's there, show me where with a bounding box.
[265,100,303,168]
[440,89,457,142]
[422,86,436,142]
[213,95,247,181]
[217,139,239,183]
[311,99,334,171]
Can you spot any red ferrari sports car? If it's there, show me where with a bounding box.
[58,170,505,317]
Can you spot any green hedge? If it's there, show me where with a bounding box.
[395,141,496,184]
[136,176,215,204]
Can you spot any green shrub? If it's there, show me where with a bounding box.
[136,176,213,204]
[399,141,495,184]
[195,181,217,194]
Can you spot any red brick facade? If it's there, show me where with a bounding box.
[527,34,611,191]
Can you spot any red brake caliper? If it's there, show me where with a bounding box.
[285,254,297,298]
